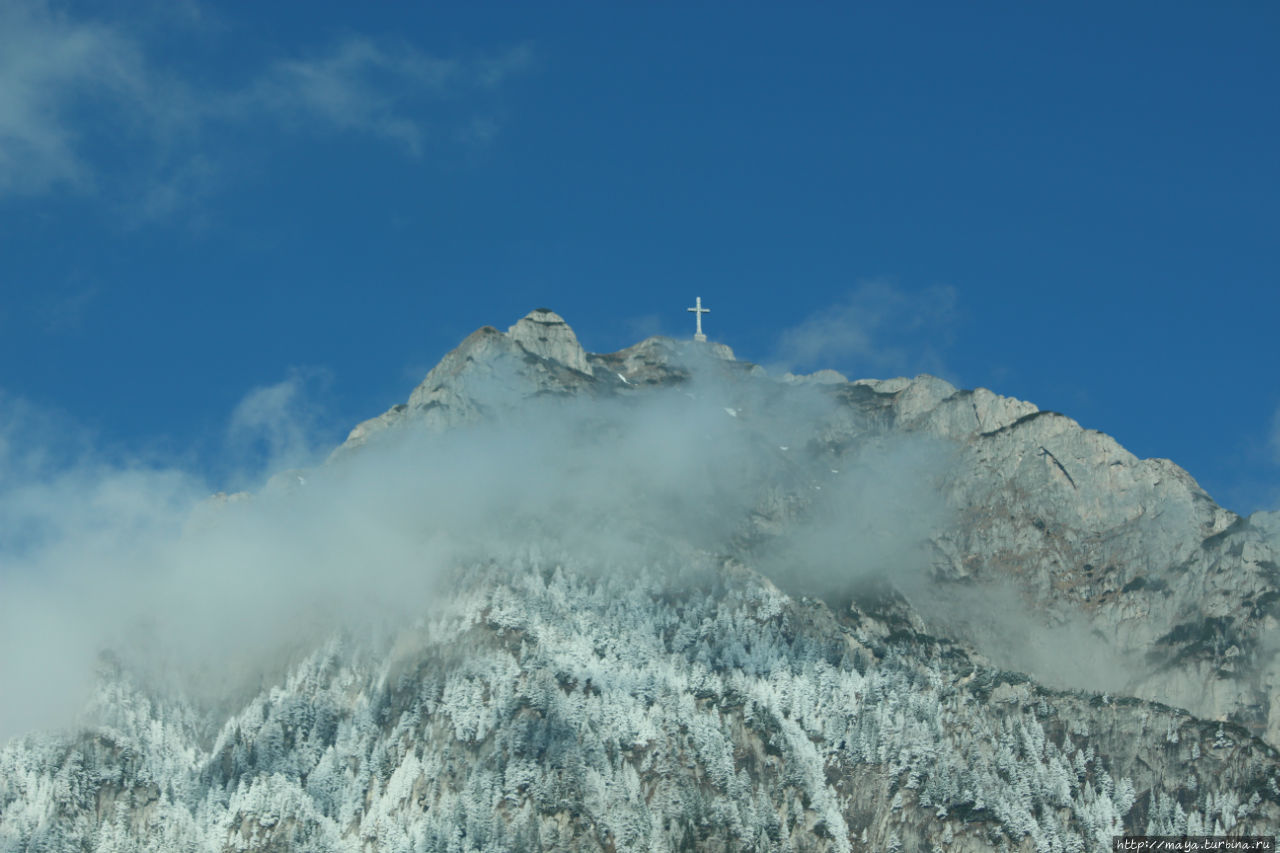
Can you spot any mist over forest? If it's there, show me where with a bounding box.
[0,354,959,742]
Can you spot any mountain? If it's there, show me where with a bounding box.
[2,308,1278,852]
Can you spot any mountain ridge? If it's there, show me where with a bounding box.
[2,307,1278,852]
[335,308,1278,743]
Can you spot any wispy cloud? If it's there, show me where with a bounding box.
[229,37,531,156]
[226,370,332,482]
[0,2,533,214]
[38,282,99,333]
[0,1,151,195]
[623,312,668,342]
[1270,405,1280,465]
[474,42,534,89]
[772,280,959,380]
[243,38,450,155]
[126,152,218,225]
[0,357,955,740]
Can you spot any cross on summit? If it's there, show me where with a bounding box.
[687,297,709,342]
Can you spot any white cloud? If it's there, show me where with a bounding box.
[0,1,151,194]
[0,3,533,210]
[243,38,457,155]
[237,38,533,155]
[773,280,958,380]
[0,358,955,741]
[226,370,331,480]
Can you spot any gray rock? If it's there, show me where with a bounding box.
[851,374,1279,745]
[335,311,601,454]
[506,308,594,376]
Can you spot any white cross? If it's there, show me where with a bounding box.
[687,296,709,342]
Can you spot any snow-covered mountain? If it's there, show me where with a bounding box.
[2,309,1278,851]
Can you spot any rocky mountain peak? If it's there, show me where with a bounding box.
[336,311,1279,751]
[338,310,607,451]
[6,308,1280,851]
[338,309,744,452]
[506,308,594,376]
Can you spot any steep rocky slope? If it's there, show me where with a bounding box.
[845,372,1280,746]
[342,308,1280,747]
[2,308,1277,852]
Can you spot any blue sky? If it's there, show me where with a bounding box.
[1,1,1277,512]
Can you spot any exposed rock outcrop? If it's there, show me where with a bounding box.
[338,310,739,454]
[506,308,594,376]
[820,372,1280,745]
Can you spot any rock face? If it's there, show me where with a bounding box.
[865,378,1280,745]
[338,314,597,450]
[506,308,594,376]
[337,309,738,453]
[2,309,1278,852]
